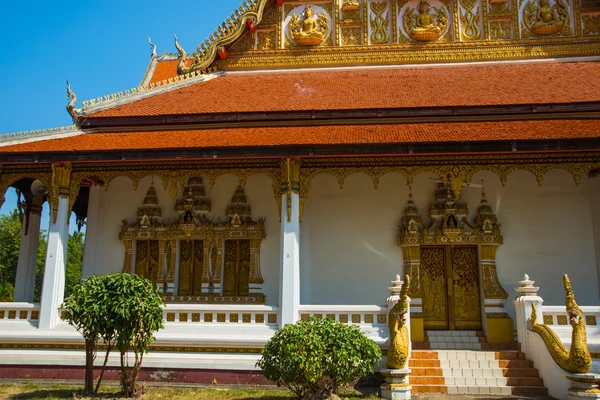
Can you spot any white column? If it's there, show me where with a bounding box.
[513,274,543,358]
[13,199,43,302]
[279,191,300,328]
[39,196,70,330]
[81,185,104,279]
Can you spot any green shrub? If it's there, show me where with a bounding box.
[257,317,382,400]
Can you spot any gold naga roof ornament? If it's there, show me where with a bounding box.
[174,0,268,75]
[530,275,592,374]
[287,5,330,46]
[66,80,82,125]
[523,0,570,36]
[403,0,449,42]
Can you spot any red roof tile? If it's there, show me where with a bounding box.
[1,120,598,153]
[90,62,600,118]
[147,60,179,85]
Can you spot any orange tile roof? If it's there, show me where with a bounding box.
[147,59,179,85]
[1,120,598,154]
[90,62,600,118]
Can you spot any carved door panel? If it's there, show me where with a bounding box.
[178,240,204,296]
[421,246,449,329]
[451,246,482,330]
[135,240,159,287]
[421,246,482,330]
[223,239,251,296]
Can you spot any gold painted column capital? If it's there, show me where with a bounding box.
[51,163,72,224]
[280,158,303,222]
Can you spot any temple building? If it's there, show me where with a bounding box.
[0,0,599,394]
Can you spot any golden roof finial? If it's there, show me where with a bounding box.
[148,36,157,57]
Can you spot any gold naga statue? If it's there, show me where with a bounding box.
[531,275,592,374]
[523,0,569,35]
[387,275,411,370]
[403,0,448,42]
[288,5,330,46]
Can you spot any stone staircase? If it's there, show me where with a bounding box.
[409,331,547,395]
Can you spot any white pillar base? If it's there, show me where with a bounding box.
[380,368,412,400]
[567,373,600,400]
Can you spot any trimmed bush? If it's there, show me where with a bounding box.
[257,317,382,399]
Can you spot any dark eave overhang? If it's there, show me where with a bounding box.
[78,101,600,132]
[3,137,600,164]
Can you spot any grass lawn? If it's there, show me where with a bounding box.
[0,383,379,400]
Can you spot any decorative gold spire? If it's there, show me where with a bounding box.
[137,183,162,225]
[226,185,251,221]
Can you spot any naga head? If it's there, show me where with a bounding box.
[564,274,583,327]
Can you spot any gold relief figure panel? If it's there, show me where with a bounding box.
[286,4,332,47]
[257,31,277,50]
[522,0,571,36]
[490,20,512,38]
[402,0,449,42]
[582,15,600,35]
[342,27,363,44]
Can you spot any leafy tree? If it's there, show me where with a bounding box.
[0,207,82,302]
[257,317,382,400]
[0,281,14,301]
[0,210,23,285]
[103,274,164,397]
[62,275,115,395]
[65,231,84,298]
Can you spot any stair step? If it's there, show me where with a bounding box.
[512,386,549,395]
[410,367,444,377]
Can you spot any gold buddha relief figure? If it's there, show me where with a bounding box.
[288,5,330,46]
[523,0,569,35]
[403,0,449,42]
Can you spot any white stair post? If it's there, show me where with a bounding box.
[514,274,543,358]
[279,159,301,328]
[14,197,44,302]
[81,184,104,279]
[39,164,72,330]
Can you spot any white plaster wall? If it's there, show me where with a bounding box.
[99,174,280,305]
[301,172,438,305]
[465,170,600,316]
[302,169,599,314]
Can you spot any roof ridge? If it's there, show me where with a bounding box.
[0,125,79,143]
[79,67,219,114]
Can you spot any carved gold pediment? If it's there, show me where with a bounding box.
[399,183,502,246]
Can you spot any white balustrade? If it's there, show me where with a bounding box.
[162,304,279,326]
[298,305,388,326]
[0,302,40,322]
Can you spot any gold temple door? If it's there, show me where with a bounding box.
[223,239,251,297]
[178,240,204,296]
[134,240,160,287]
[421,246,482,330]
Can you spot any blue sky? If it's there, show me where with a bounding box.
[0,0,245,232]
